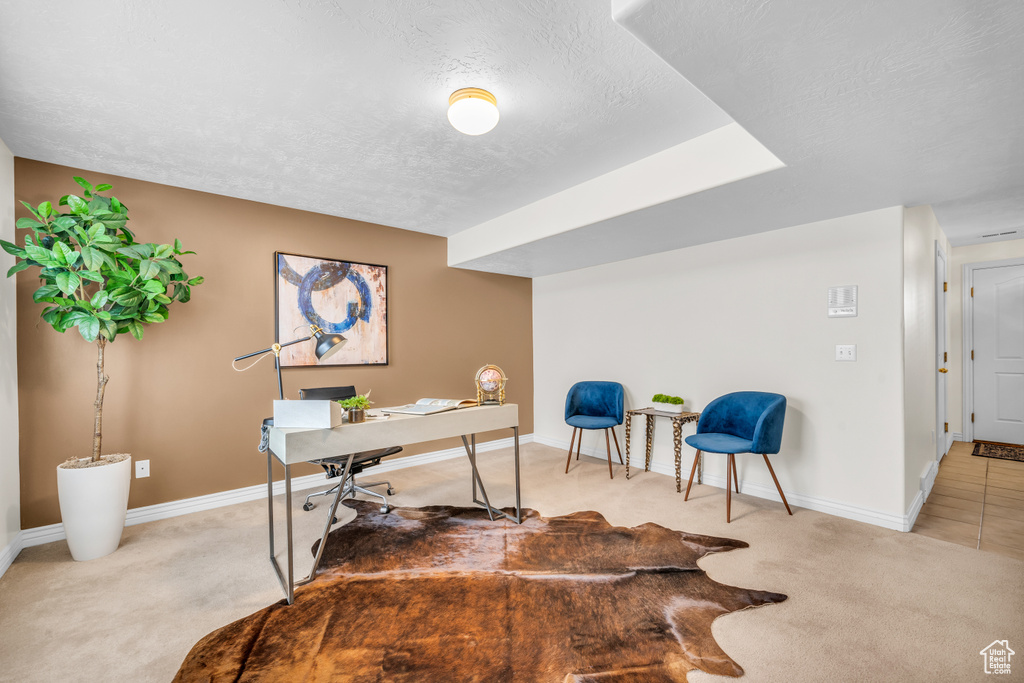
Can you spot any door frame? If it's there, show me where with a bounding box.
[962,255,1024,443]
[935,241,947,461]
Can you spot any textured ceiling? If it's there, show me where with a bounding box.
[1,1,1021,277]
[0,0,730,237]
[458,0,1024,276]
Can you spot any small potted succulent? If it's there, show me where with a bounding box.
[339,394,372,423]
[652,393,685,414]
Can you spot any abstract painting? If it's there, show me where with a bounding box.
[274,252,387,366]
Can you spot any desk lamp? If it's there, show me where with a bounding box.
[233,324,347,400]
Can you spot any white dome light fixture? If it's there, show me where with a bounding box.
[447,87,499,136]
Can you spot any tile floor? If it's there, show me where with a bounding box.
[912,440,1024,561]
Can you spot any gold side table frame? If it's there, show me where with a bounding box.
[624,408,701,492]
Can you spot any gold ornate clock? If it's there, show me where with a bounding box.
[475,364,508,405]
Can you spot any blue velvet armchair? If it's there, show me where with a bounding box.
[564,381,624,478]
[683,391,792,522]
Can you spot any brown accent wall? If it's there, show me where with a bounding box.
[15,160,534,528]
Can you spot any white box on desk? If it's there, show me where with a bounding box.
[273,400,343,429]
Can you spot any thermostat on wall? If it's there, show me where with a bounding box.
[828,285,858,317]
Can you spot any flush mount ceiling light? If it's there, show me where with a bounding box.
[447,87,499,136]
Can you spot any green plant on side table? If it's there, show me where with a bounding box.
[339,394,373,423]
[652,393,685,415]
[1,177,202,561]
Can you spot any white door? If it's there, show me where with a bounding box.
[974,263,1024,444]
[936,247,947,459]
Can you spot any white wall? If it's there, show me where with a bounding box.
[901,206,951,510]
[0,138,19,550]
[948,238,1024,437]
[534,207,911,525]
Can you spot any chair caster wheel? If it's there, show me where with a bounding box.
[386,488,396,496]
[302,503,314,512]
[380,506,390,514]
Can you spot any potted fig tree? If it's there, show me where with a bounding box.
[1,177,201,561]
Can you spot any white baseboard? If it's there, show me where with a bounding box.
[5,434,533,577]
[921,460,939,500]
[534,432,917,532]
[0,532,25,578]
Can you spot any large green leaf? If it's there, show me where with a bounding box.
[6,261,29,278]
[32,284,61,302]
[55,271,81,296]
[25,244,57,265]
[73,177,94,196]
[15,217,44,230]
[78,316,100,342]
[95,183,112,192]
[117,244,152,260]
[141,279,165,294]
[1,240,26,257]
[138,259,160,281]
[127,320,144,340]
[90,290,109,308]
[111,289,145,307]
[66,195,89,215]
[78,270,103,283]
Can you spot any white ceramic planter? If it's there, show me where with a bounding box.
[654,402,684,415]
[56,455,132,561]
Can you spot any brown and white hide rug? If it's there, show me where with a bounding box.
[175,501,786,682]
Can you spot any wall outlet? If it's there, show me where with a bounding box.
[135,459,150,478]
[835,344,857,361]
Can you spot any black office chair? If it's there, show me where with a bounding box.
[260,386,401,515]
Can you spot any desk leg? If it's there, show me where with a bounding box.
[463,434,496,521]
[644,415,654,472]
[303,452,356,585]
[267,451,357,605]
[624,414,632,479]
[673,420,682,493]
[266,453,295,605]
[513,426,522,524]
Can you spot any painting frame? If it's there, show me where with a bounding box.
[274,251,389,368]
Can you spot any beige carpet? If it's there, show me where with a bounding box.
[1,442,1022,682]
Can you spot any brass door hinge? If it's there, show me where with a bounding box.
[944,352,947,363]
[971,413,975,423]
[944,422,948,433]
[971,349,974,360]
[971,287,974,297]
[943,282,948,292]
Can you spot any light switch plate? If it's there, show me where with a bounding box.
[836,344,857,361]
[135,459,150,478]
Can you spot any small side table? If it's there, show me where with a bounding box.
[624,408,701,492]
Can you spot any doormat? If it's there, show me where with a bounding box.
[972,441,1024,463]
[175,501,787,681]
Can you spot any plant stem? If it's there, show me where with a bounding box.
[92,337,108,462]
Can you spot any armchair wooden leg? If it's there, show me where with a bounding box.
[576,430,582,460]
[732,456,740,493]
[684,451,701,500]
[605,429,614,479]
[565,427,578,474]
[610,427,624,464]
[762,454,793,515]
[726,454,734,523]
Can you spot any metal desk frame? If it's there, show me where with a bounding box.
[266,404,521,604]
[624,408,701,492]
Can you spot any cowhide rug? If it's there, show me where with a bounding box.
[175,501,786,682]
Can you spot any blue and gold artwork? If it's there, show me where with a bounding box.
[275,252,387,366]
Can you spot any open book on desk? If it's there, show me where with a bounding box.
[380,398,479,416]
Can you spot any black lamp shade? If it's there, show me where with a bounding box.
[313,329,347,362]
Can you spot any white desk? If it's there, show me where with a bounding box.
[266,403,521,603]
